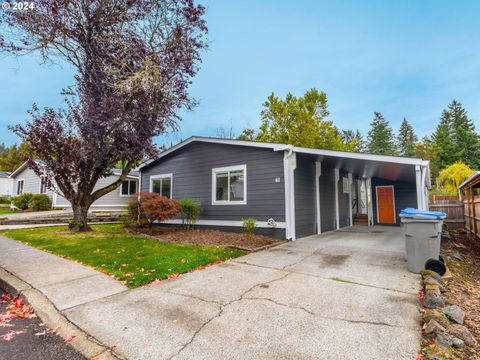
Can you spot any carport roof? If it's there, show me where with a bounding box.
[141,136,429,183]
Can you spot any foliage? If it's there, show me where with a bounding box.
[12,193,33,210]
[128,192,180,228]
[436,162,473,195]
[432,100,480,171]
[0,196,11,204]
[0,224,245,288]
[0,142,30,172]
[256,89,360,151]
[366,112,398,155]
[178,198,202,230]
[397,118,418,157]
[28,194,51,211]
[0,0,208,230]
[242,218,257,239]
[237,128,257,141]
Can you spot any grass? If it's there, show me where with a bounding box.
[0,204,16,215]
[0,224,246,288]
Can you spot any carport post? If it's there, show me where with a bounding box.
[348,173,353,226]
[335,168,340,229]
[415,165,424,210]
[315,161,322,234]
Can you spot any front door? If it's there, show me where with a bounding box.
[376,186,395,224]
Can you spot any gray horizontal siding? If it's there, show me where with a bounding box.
[371,177,417,226]
[141,142,286,223]
[319,162,336,232]
[294,155,316,238]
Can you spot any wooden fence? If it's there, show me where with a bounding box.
[429,195,464,230]
[463,194,480,239]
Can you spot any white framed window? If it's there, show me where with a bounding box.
[342,176,350,193]
[17,179,24,195]
[212,164,246,205]
[120,179,138,197]
[39,176,47,194]
[150,174,173,198]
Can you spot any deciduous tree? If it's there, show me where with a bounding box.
[1,0,207,231]
[436,162,473,195]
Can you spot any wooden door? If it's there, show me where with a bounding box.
[376,186,395,224]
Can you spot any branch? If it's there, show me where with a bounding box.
[89,161,134,202]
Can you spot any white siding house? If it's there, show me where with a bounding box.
[9,162,139,210]
[0,172,13,196]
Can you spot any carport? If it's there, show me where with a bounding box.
[287,146,431,239]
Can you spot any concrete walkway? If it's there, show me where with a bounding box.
[0,226,422,360]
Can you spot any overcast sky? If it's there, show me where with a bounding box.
[1,0,480,146]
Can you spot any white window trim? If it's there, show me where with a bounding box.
[119,179,138,197]
[342,176,350,194]
[149,173,173,198]
[211,164,247,205]
[16,179,24,195]
[39,176,47,194]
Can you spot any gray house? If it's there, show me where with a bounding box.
[140,137,431,240]
[9,161,139,210]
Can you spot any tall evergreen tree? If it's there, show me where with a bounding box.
[432,100,480,170]
[366,112,398,155]
[397,118,418,157]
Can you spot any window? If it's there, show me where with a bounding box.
[120,179,138,196]
[17,179,24,195]
[342,176,350,193]
[39,177,47,194]
[212,165,246,205]
[150,174,172,198]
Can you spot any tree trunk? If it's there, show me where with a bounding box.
[71,203,92,232]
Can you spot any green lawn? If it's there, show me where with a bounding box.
[0,205,16,215]
[0,224,245,288]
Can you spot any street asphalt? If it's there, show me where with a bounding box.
[0,290,85,360]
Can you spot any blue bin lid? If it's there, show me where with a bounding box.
[399,208,447,219]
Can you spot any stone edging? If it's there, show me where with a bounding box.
[0,267,123,360]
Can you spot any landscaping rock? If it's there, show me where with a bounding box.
[436,332,465,349]
[442,305,465,324]
[423,309,450,329]
[446,324,477,346]
[423,289,445,309]
[425,319,446,335]
[423,276,444,292]
[420,270,445,285]
[452,251,464,261]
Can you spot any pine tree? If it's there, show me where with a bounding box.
[366,112,398,155]
[432,100,480,170]
[397,118,418,157]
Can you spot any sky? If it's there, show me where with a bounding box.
[1,0,480,146]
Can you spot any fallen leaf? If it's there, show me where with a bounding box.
[64,335,76,343]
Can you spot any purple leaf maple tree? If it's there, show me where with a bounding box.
[0,0,207,231]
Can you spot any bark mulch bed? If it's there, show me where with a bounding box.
[131,226,283,252]
[440,228,480,359]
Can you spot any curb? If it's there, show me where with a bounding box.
[0,267,124,360]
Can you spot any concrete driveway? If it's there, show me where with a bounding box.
[65,226,422,360]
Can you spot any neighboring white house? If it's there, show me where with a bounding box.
[9,161,139,210]
[0,172,13,197]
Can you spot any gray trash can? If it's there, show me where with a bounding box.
[401,218,443,273]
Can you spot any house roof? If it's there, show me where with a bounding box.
[459,171,480,190]
[0,171,11,178]
[10,161,139,179]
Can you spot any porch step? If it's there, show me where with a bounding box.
[353,214,368,226]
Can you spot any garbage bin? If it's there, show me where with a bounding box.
[400,208,446,274]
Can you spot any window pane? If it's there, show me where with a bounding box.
[129,180,137,195]
[152,179,161,194]
[215,172,229,201]
[229,170,244,201]
[121,181,129,195]
[161,177,171,198]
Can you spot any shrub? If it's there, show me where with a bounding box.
[12,193,34,210]
[0,196,11,204]
[242,218,257,239]
[29,194,51,211]
[178,198,202,230]
[127,192,180,228]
